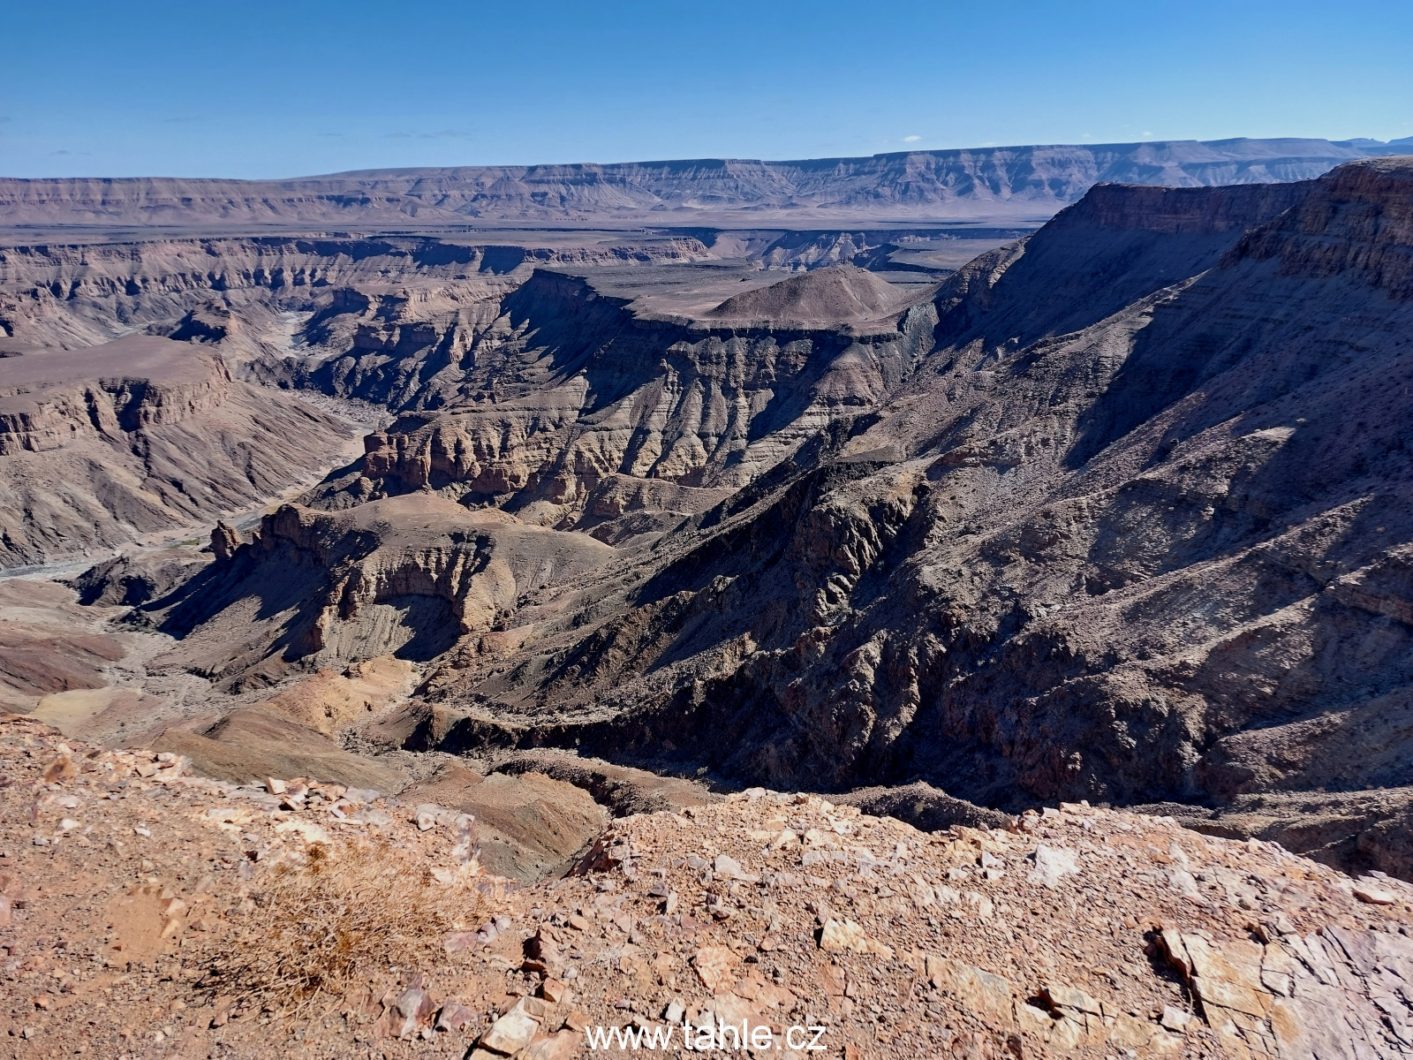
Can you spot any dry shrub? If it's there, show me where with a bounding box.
[198,840,481,1017]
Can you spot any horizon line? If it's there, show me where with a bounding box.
[5,133,1411,184]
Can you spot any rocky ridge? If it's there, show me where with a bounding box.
[317,269,938,538]
[140,496,613,688]
[2,714,1411,1058]
[0,235,712,352]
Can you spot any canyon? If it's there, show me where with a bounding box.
[1,143,1411,1057]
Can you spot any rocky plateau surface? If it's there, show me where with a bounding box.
[3,715,1412,1058]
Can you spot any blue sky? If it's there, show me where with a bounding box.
[2,0,1409,177]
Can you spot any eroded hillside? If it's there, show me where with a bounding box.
[2,160,1411,918]
[92,158,1411,883]
[388,160,1413,875]
[0,335,362,567]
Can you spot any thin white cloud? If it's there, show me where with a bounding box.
[1140,129,1154,139]
[384,129,475,140]
[902,134,922,143]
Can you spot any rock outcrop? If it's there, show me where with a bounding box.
[135,495,612,687]
[3,714,1410,1058]
[1230,155,1413,296]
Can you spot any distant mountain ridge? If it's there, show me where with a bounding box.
[2,136,1408,230]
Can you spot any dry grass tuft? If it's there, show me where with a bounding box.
[197,841,480,1017]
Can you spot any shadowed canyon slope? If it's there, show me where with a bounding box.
[3,137,1409,230]
[447,159,1412,873]
[4,156,1413,897]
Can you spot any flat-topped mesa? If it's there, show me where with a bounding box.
[1049,179,1312,235]
[0,137,1405,228]
[0,340,231,456]
[0,336,357,567]
[1226,156,1413,297]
